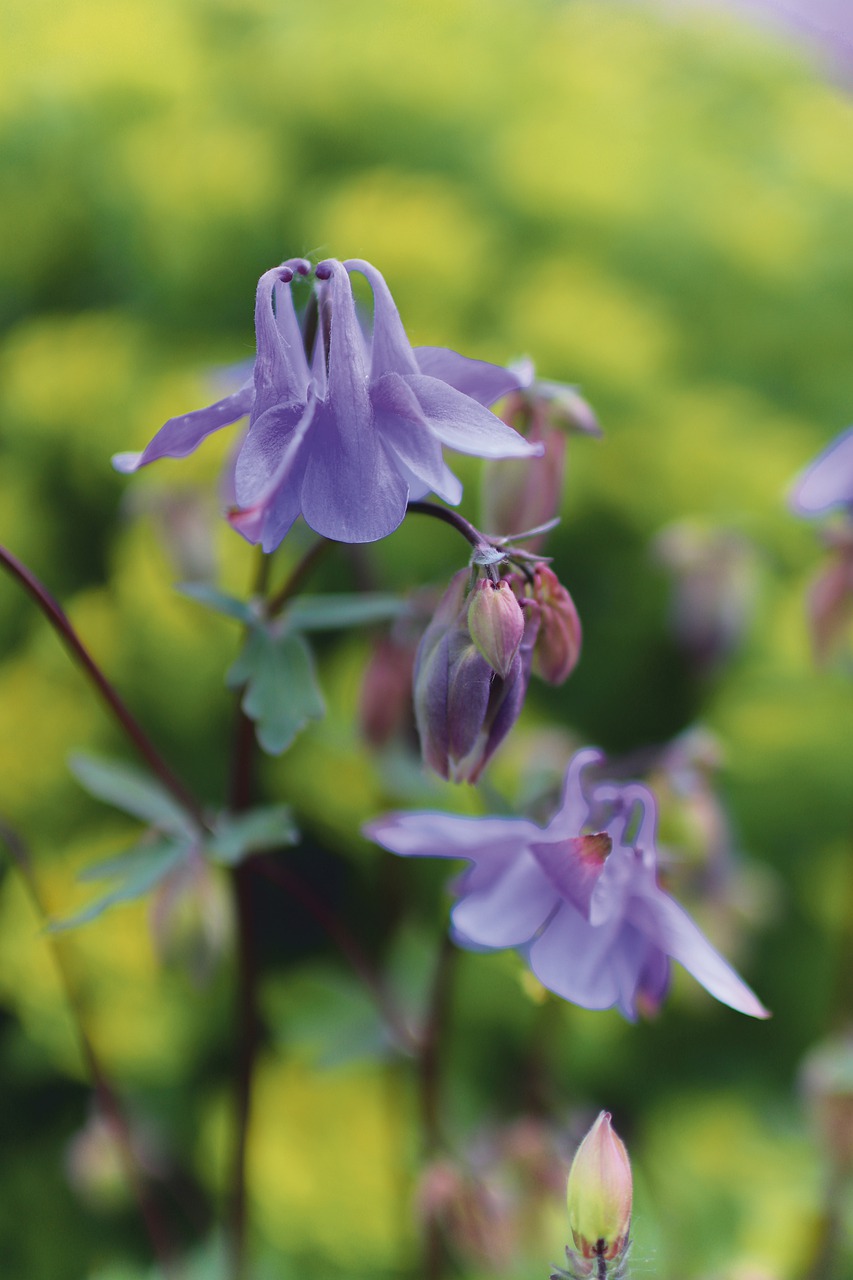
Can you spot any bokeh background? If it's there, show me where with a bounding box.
[3,0,853,1276]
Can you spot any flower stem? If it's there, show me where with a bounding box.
[406,500,488,552]
[0,818,179,1277]
[254,856,419,1055]
[0,544,207,831]
[225,549,271,1280]
[265,536,331,618]
[417,932,457,1280]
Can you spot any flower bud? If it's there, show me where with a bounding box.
[467,579,525,678]
[566,1112,632,1263]
[527,565,582,685]
[414,570,540,783]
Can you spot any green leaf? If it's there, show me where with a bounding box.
[285,593,406,632]
[69,754,197,838]
[262,966,390,1068]
[208,805,299,866]
[227,628,325,755]
[47,838,189,932]
[177,582,257,625]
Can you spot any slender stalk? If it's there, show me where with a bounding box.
[265,536,331,618]
[417,932,457,1280]
[0,545,207,830]
[254,856,418,1056]
[226,548,271,1280]
[0,819,178,1277]
[406,500,488,552]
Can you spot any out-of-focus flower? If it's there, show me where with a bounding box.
[801,1032,853,1174]
[416,1158,516,1271]
[359,632,418,748]
[790,426,853,518]
[366,749,769,1019]
[115,257,538,547]
[413,568,539,784]
[481,361,600,548]
[803,526,853,665]
[653,520,757,675]
[150,850,233,986]
[565,1112,632,1264]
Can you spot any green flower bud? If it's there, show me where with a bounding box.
[566,1112,632,1263]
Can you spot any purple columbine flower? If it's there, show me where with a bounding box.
[790,426,853,518]
[114,257,539,547]
[365,749,769,1020]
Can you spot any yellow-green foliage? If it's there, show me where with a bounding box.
[2,0,853,1276]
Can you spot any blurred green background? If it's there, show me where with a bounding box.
[3,0,853,1276]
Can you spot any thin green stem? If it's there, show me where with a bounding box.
[0,545,207,831]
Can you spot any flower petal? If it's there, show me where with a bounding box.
[300,401,409,542]
[451,850,556,948]
[415,347,530,406]
[365,811,537,860]
[372,371,461,502]
[530,833,612,917]
[234,400,309,506]
[632,888,770,1018]
[790,426,853,516]
[299,263,410,542]
[112,379,254,474]
[345,259,419,378]
[405,375,544,459]
[252,265,311,420]
[526,903,623,1009]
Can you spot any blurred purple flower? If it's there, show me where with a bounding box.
[114,257,538,547]
[366,749,769,1020]
[790,426,853,518]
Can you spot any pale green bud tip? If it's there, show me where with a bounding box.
[467,579,525,678]
[566,1111,632,1261]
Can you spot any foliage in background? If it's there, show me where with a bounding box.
[2,0,853,1276]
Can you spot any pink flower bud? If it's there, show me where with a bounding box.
[528,565,582,685]
[467,579,525,678]
[566,1112,632,1263]
[359,634,416,746]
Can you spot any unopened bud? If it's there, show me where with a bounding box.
[468,579,525,678]
[414,570,540,784]
[561,1112,632,1274]
[528,565,582,685]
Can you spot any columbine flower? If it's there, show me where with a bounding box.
[790,426,853,518]
[114,257,539,547]
[413,568,540,784]
[365,749,769,1019]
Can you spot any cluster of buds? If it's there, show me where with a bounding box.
[553,1112,633,1280]
[413,555,582,784]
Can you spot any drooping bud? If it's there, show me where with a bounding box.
[481,367,599,550]
[413,570,540,783]
[359,633,417,747]
[565,1112,632,1266]
[526,564,582,685]
[467,578,525,678]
